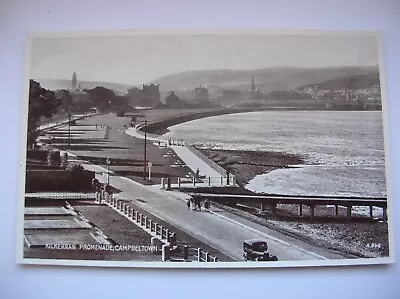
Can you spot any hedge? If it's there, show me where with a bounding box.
[25,169,94,192]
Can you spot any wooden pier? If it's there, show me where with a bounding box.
[188,193,388,221]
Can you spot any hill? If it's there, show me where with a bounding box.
[297,72,380,90]
[34,79,133,94]
[150,66,379,92]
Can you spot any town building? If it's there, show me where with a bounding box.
[165,91,180,106]
[127,84,161,108]
[249,76,263,99]
[194,86,209,101]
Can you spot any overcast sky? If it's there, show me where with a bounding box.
[30,32,379,86]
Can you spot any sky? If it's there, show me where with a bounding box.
[30,31,380,86]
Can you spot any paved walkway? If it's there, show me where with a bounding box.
[170,145,222,178]
[125,127,224,181]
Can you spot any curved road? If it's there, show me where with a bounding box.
[77,158,346,262]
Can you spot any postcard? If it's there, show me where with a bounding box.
[17,29,394,268]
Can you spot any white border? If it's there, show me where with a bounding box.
[16,28,395,269]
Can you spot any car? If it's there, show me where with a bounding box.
[243,239,278,261]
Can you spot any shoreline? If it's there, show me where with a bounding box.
[193,146,304,188]
[141,107,264,135]
[139,107,382,135]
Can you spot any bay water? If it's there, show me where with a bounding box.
[164,111,387,198]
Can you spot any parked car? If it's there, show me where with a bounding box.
[243,239,278,261]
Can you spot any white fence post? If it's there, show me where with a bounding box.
[161,178,165,189]
[162,244,170,261]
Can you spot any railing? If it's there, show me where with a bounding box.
[133,126,185,146]
[95,190,219,262]
[25,192,95,200]
[95,191,176,247]
[161,244,218,262]
[161,175,237,189]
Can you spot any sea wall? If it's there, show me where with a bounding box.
[141,108,259,134]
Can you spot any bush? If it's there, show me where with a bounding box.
[47,150,61,166]
[27,149,48,162]
[116,110,125,117]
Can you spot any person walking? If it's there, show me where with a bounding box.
[186,199,191,210]
[204,200,210,212]
[191,198,196,211]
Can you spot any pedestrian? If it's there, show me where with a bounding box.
[186,199,191,210]
[204,200,210,212]
[191,198,196,211]
[195,168,200,180]
[197,200,201,212]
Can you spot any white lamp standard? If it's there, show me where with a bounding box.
[106,158,111,186]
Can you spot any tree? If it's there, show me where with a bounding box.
[55,89,73,113]
[86,86,116,112]
[27,80,60,148]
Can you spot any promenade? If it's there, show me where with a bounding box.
[68,152,345,262]
[33,113,350,263]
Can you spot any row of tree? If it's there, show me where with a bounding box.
[27,80,135,148]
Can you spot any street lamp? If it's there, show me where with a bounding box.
[142,119,147,180]
[68,110,71,149]
[106,157,111,187]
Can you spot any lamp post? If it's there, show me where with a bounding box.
[142,119,147,180]
[68,111,71,149]
[92,178,99,201]
[106,158,111,187]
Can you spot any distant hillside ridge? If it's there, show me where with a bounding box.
[35,78,134,94]
[150,65,378,92]
[297,72,380,90]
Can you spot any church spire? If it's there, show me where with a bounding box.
[72,70,77,90]
[251,76,256,97]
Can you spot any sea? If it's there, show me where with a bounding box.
[164,110,388,198]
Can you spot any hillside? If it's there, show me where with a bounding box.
[297,73,380,90]
[150,66,379,92]
[35,79,133,94]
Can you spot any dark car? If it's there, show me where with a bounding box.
[243,239,278,261]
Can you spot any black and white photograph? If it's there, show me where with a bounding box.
[17,29,394,268]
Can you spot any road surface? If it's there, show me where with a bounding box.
[74,155,346,262]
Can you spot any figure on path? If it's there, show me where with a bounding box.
[191,198,196,211]
[204,200,210,212]
[186,199,191,210]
